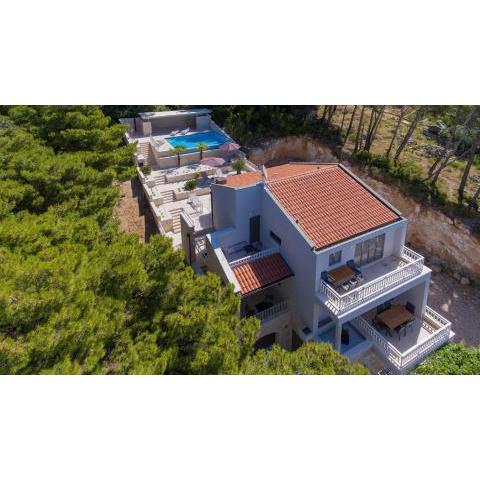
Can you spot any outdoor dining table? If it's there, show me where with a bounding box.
[327,265,356,287]
[377,304,413,331]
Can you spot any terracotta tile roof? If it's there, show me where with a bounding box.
[223,163,326,188]
[232,253,293,295]
[267,163,322,180]
[267,165,401,249]
[223,170,262,187]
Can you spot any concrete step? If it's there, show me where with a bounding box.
[162,190,174,203]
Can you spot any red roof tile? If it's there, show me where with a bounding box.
[223,171,261,187]
[223,163,326,188]
[232,253,293,295]
[267,165,400,249]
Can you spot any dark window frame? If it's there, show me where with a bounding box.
[329,250,342,266]
[270,230,282,245]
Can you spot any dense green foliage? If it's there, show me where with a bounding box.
[415,343,480,375]
[207,106,342,146]
[101,105,170,123]
[242,343,368,374]
[0,105,365,375]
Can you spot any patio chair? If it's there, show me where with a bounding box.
[404,318,415,334]
[384,300,392,310]
[373,317,389,336]
[376,304,386,314]
[348,278,358,288]
[406,302,416,315]
[346,259,363,279]
[321,271,329,283]
[395,324,407,340]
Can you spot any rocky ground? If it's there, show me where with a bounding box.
[428,269,480,346]
[115,177,157,243]
[411,244,480,346]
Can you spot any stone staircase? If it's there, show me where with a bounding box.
[137,141,155,162]
[169,207,183,234]
[162,189,174,204]
[154,174,166,185]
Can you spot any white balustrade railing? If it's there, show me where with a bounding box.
[194,235,206,254]
[352,306,452,373]
[254,301,289,324]
[320,246,424,313]
[399,307,451,369]
[352,316,404,369]
[229,247,280,268]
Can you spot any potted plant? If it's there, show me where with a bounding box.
[141,165,151,175]
[197,142,207,160]
[231,158,246,175]
[171,145,187,168]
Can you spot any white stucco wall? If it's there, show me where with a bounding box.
[260,189,317,331]
[211,183,263,249]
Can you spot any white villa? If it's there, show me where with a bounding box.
[197,163,454,374]
[125,109,454,374]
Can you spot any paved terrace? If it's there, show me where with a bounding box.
[139,163,239,249]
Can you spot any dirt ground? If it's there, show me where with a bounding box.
[114,177,158,242]
[428,270,480,346]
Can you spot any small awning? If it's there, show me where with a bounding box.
[231,253,294,295]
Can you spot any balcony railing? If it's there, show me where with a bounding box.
[253,301,289,324]
[228,247,280,268]
[352,306,451,373]
[320,246,424,314]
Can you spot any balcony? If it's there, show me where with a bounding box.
[319,246,424,314]
[253,301,289,324]
[228,246,280,268]
[241,283,290,325]
[351,306,452,373]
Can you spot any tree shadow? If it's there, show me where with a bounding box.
[130,176,158,243]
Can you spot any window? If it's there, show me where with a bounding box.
[270,230,282,245]
[354,233,385,267]
[249,216,260,244]
[329,250,342,266]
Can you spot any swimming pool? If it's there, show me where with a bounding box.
[166,131,230,151]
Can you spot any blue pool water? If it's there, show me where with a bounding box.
[166,131,230,151]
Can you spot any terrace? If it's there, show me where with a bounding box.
[138,162,238,248]
[351,305,453,373]
[318,246,425,314]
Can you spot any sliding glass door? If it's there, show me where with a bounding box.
[354,233,385,267]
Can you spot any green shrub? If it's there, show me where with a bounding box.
[184,179,197,191]
[415,343,480,375]
[141,165,151,175]
[352,151,391,171]
[391,158,422,182]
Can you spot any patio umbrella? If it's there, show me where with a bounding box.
[220,142,240,153]
[201,157,226,167]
